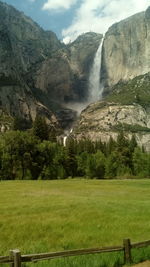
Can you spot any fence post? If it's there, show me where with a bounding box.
[9,250,21,267]
[9,250,14,267]
[123,239,132,264]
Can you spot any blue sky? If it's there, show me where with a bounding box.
[1,0,150,43]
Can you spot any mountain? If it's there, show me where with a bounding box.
[0,1,61,127]
[0,1,102,129]
[74,73,150,151]
[101,7,150,89]
[73,6,150,151]
[1,1,150,149]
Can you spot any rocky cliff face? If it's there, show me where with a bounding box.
[74,101,150,151]
[34,32,102,105]
[0,1,62,126]
[1,0,150,144]
[0,1,102,129]
[74,72,150,151]
[74,7,150,150]
[101,7,150,88]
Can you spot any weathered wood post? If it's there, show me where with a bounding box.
[9,250,21,267]
[123,239,132,264]
[9,250,14,267]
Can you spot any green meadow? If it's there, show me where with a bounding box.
[0,179,150,266]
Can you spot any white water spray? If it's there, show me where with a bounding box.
[63,128,73,146]
[62,37,104,138]
[88,37,104,102]
[63,136,67,146]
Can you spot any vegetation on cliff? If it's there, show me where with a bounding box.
[105,72,150,108]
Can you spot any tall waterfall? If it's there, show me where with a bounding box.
[88,38,104,102]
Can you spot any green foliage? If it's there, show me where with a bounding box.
[0,131,39,180]
[85,151,105,179]
[33,115,49,141]
[105,72,150,108]
[0,128,149,180]
[133,147,150,178]
[13,116,32,131]
[105,152,120,178]
[112,122,150,133]
[65,138,78,177]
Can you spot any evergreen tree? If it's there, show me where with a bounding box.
[105,152,119,178]
[33,115,49,141]
[85,151,105,179]
[65,138,77,177]
[13,116,31,131]
[133,147,150,178]
[76,151,89,177]
[106,136,116,155]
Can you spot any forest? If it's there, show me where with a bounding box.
[0,115,150,180]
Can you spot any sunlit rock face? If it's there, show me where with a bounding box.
[74,71,150,151]
[74,101,150,151]
[101,7,150,88]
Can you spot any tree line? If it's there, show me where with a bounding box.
[0,115,150,180]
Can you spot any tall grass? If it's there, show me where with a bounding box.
[0,179,150,266]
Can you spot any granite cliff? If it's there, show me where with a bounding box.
[101,7,150,89]
[0,1,61,127]
[73,6,150,150]
[0,1,102,129]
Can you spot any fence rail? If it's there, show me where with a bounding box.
[0,238,150,267]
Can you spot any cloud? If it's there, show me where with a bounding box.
[42,0,78,11]
[62,0,150,43]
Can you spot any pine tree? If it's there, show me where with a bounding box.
[33,115,49,141]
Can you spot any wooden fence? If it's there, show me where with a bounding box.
[0,238,150,267]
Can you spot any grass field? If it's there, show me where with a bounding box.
[0,179,150,266]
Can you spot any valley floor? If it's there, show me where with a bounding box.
[0,179,150,266]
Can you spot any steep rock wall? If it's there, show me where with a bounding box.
[101,7,150,88]
[0,1,61,125]
[34,32,102,104]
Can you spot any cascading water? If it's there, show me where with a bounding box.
[62,37,104,138]
[88,37,104,102]
[63,136,67,146]
[63,128,73,146]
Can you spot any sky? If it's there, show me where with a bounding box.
[1,0,150,43]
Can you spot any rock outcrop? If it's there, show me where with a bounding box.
[74,101,150,151]
[74,71,150,151]
[101,7,150,88]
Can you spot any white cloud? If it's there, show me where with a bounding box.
[42,0,78,11]
[62,0,150,43]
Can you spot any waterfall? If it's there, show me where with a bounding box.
[88,37,104,102]
[63,136,67,146]
[63,128,73,147]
